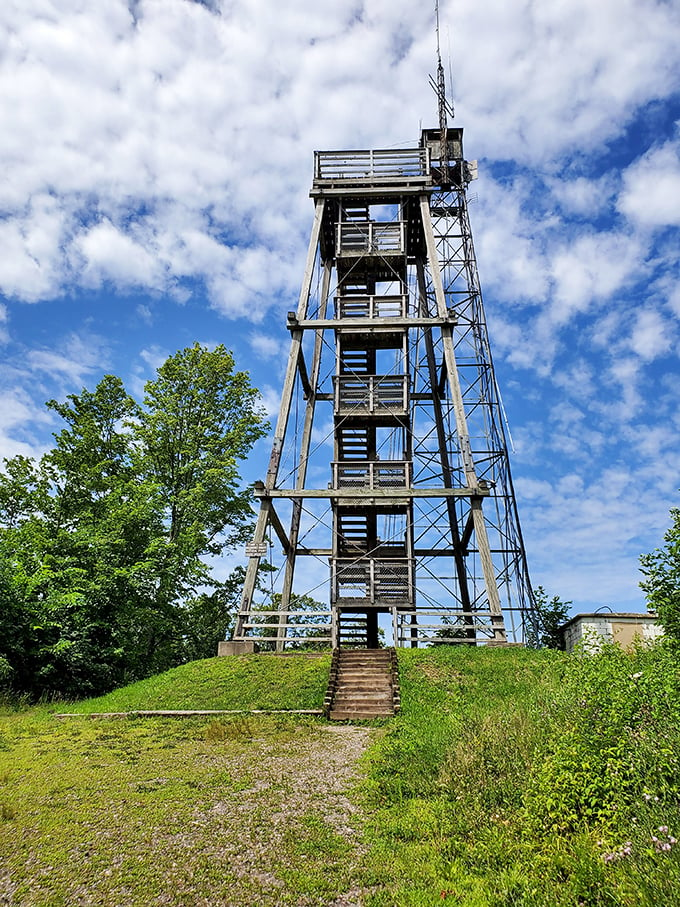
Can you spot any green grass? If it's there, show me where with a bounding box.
[2,644,680,905]
[61,651,332,713]
[361,643,680,906]
[0,710,356,905]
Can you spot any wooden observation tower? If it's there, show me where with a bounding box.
[232,46,537,650]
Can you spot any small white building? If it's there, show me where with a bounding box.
[559,612,663,654]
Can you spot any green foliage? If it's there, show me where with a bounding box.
[0,345,268,698]
[526,585,571,648]
[525,642,680,833]
[641,503,680,642]
[180,568,247,662]
[138,343,266,562]
[362,643,680,906]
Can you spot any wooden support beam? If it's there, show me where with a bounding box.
[416,257,474,624]
[437,358,448,397]
[255,487,488,500]
[288,316,453,331]
[460,509,475,552]
[277,259,333,649]
[234,199,326,639]
[268,503,291,554]
[297,346,312,399]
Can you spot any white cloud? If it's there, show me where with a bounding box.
[0,386,54,463]
[628,308,675,361]
[26,331,111,386]
[139,345,169,372]
[0,303,8,344]
[618,139,680,228]
[259,385,285,419]
[76,219,162,288]
[475,175,552,306]
[455,0,680,164]
[248,333,280,359]
[668,282,680,318]
[136,303,153,325]
[549,231,646,324]
[0,0,677,319]
[548,174,618,218]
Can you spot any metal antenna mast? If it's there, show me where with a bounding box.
[431,0,455,184]
[228,6,539,653]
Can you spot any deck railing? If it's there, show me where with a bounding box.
[314,148,430,183]
[335,294,407,319]
[332,558,414,606]
[336,221,405,257]
[332,460,411,490]
[334,375,408,416]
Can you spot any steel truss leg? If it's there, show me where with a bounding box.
[416,259,475,638]
[419,195,506,642]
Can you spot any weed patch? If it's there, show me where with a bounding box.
[361,643,680,906]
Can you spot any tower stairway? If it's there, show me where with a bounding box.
[337,426,370,461]
[336,511,370,554]
[325,648,399,720]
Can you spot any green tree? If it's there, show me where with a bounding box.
[526,586,571,649]
[180,568,247,661]
[640,504,680,642]
[137,344,266,588]
[0,377,170,695]
[252,592,331,650]
[0,344,267,698]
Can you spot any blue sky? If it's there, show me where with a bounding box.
[1,0,679,615]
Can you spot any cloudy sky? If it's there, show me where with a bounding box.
[1,0,679,614]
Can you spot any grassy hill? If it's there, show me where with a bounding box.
[1,644,679,906]
[63,651,332,713]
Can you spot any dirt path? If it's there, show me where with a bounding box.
[184,723,377,906]
[0,716,380,907]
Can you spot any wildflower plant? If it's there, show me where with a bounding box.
[524,640,680,834]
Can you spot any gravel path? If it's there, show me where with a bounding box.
[187,723,377,906]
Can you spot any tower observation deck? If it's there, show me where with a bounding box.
[232,125,537,649]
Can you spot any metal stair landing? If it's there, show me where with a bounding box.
[325,649,399,721]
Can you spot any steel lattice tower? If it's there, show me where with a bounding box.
[232,117,537,650]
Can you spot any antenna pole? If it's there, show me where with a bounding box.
[435,0,451,184]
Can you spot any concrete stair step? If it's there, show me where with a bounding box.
[336,663,391,672]
[336,682,393,691]
[326,648,399,722]
[339,654,391,659]
[338,661,392,671]
[340,655,390,665]
[337,654,390,658]
[336,673,391,683]
[330,708,394,720]
[337,663,391,671]
[335,683,393,693]
[333,692,394,703]
[340,649,391,661]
